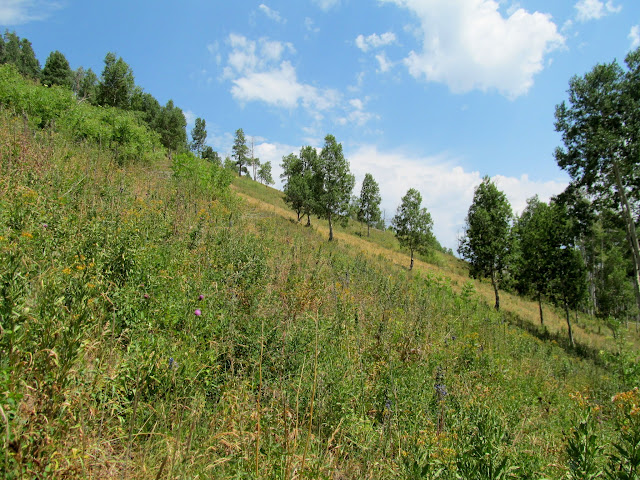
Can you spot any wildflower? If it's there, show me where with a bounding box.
[435,383,448,399]
[169,357,177,369]
[143,293,150,299]
[194,309,202,316]
[198,294,204,301]
[42,223,48,228]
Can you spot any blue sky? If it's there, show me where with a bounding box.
[3,0,640,249]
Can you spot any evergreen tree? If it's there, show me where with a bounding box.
[313,134,355,241]
[97,52,135,109]
[458,176,512,310]
[18,37,41,79]
[392,188,433,270]
[42,50,72,87]
[358,173,382,237]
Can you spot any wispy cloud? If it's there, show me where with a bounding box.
[574,0,621,22]
[0,0,64,25]
[258,4,285,23]
[630,25,640,50]
[382,0,564,99]
[312,0,340,11]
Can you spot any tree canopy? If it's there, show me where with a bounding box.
[97,52,135,109]
[358,173,382,237]
[42,50,72,88]
[190,117,207,156]
[458,177,512,310]
[392,188,433,270]
[232,128,249,176]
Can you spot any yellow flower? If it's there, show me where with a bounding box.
[62,267,72,275]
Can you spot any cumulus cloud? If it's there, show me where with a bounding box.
[630,25,640,49]
[0,0,63,24]
[347,145,567,250]
[574,0,621,22]
[223,34,378,126]
[382,0,564,99]
[223,34,340,111]
[259,4,285,23]
[355,32,397,52]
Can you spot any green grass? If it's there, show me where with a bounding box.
[2,102,640,479]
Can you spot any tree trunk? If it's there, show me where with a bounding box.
[328,213,334,241]
[367,223,370,237]
[612,159,640,316]
[409,250,414,270]
[538,294,544,325]
[491,270,500,310]
[296,210,301,222]
[306,213,311,227]
[565,302,575,348]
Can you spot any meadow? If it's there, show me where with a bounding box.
[2,70,640,479]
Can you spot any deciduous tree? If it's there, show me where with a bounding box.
[458,177,512,310]
[190,117,207,156]
[358,173,382,237]
[313,134,355,241]
[97,52,134,109]
[232,128,249,176]
[392,188,433,270]
[258,161,274,185]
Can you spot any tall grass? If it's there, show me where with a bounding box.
[1,108,640,478]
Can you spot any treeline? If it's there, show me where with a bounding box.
[458,47,640,346]
[0,30,227,163]
[278,134,440,267]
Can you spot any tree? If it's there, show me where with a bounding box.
[555,46,640,317]
[257,161,274,185]
[458,177,512,310]
[392,188,433,270]
[73,67,98,102]
[190,117,207,155]
[130,88,161,128]
[513,196,555,324]
[18,37,40,79]
[202,146,221,165]
[42,50,71,87]
[313,134,355,241]
[97,52,135,109]
[232,128,249,176]
[2,31,20,66]
[156,99,187,154]
[358,173,382,237]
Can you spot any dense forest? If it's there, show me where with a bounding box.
[2,29,640,478]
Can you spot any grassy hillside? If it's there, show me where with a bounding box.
[2,91,640,478]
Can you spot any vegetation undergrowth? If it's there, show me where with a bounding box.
[2,106,640,479]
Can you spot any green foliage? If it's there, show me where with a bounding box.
[171,151,233,196]
[232,127,249,175]
[392,188,433,270]
[155,99,187,153]
[358,172,382,236]
[202,145,221,164]
[257,160,274,185]
[313,134,355,240]
[42,50,72,88]
[72,66,98,102]
[190,117,207,155]
[458,176,512,310]
[97,52,135,109]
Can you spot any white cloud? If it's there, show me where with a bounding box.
[337,98,379,126]
[259,4,285,23]
[304,17,320,33]
[382,0,564,99]
[312,0,340,11]
[630,25,640,49]
[574,0,621,22]
[375,52,393,73]
[223,34,339,112]
[355,32,397,52]
[347,145,567,250]
[0,0,63,24]
[183,110,197,127]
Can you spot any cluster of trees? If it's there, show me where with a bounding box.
[229,127,274,186]
[0,30,227,162]
[280,135,435,268]
[458,47,640,345]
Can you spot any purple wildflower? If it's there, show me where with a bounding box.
[194,309,202,316]
[198,294,204,301]
[143,293,150,299]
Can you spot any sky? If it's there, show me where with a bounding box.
[3,0,640,250]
